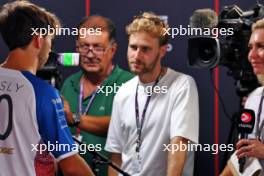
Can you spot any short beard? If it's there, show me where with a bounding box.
[132,52,160,75]
[257,74,264,86]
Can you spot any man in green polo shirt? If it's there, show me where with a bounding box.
[60,15,133,176]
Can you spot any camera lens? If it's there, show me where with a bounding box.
[188,37,220,68]
[199,43,215,63]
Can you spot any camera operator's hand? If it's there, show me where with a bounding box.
[236,139,264,159]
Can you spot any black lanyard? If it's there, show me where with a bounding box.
[256,88,264,139]
[135,69,163,153]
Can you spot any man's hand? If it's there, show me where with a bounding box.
[236,139,264,159]
[61,96,110,135]
[60,96,110,135]
[61,96,74,125]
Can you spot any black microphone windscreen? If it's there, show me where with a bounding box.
[189,8,218,28]
[237,109,255,134]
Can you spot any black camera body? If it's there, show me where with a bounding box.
[188,4,264,96]
[36,52,62,89]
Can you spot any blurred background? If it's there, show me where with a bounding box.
[0,0,260,175]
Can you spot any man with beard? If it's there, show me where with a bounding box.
[105,12,199,176]
[61,15,134,175]
[0,1,94,176]
[221,18,264,176]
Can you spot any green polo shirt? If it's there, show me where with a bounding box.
[60,65,133,175]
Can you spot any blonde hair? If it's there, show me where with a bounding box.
[251,18,264,86]
[126,12,169,46]
[252,18,264,31]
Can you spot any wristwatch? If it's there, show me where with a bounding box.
[72,113,81,127]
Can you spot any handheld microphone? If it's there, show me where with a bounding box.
[189,8,218,28]
[237,109,255,173]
